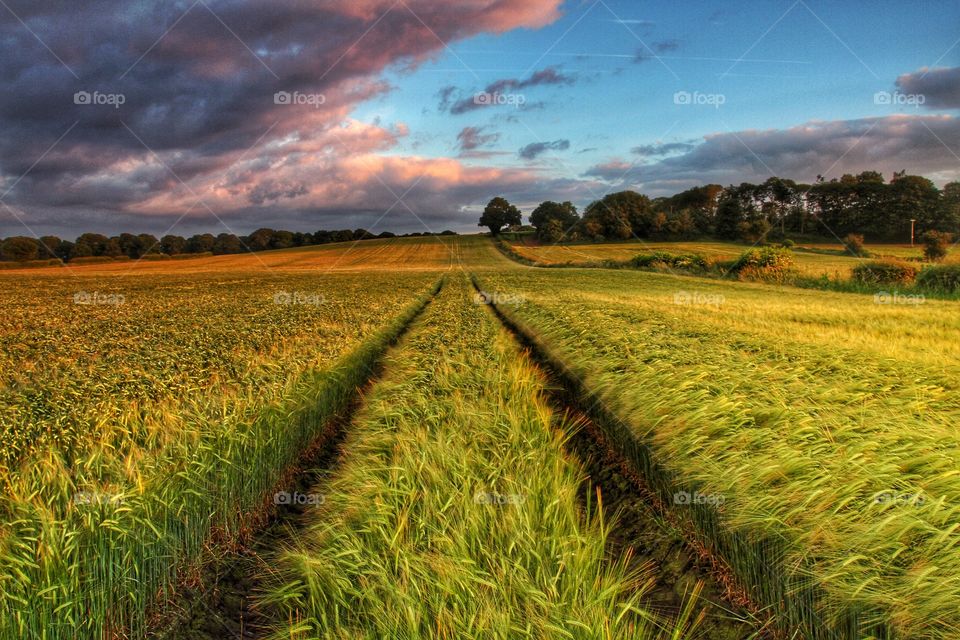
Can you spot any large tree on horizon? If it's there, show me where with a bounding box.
[479,197,522,236]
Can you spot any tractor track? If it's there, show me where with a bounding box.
[152,279,444,640]
[472,275,777,640]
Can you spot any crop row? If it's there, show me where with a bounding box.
[262,274,701,639]
[480,267,960,639]
[0,271,439,639]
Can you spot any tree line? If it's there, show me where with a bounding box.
[480,172,960,244]
[0,227,457,262]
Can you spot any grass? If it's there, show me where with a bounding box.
[261,274,702,639]
[478,265,960,639]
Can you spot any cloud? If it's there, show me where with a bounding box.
[635,39,680,62]
[631,142,695,157]
[456,126,499,152]
[586,115,960,194]
[0,0,564,235]
[519,139,570,159]
[445,66,575,114]
[895,66,960,110]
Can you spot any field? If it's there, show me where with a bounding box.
[479,265,960,638]
[504,238,957,277]
[2,235,959,639]
[261,275,704,639]
[0,244,441,637]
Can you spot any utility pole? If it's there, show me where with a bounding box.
[910,219,917,247]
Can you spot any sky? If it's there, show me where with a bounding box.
[0,0,958,239]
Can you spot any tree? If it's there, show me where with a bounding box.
[213,233,243,255]
[738,218,771,244]
[136,234,160,256]
[161,235,187,255]
[715,188,748,239]
[0,236,40,261]
[38,236,62,259]
[76,233,110,256]
[117,233,141,258]
[529,201,579,241]
[186,234,215,253]
[246,228,275,251]
[331,229,354,243]
[580,191,654,240]
[479,197,521,235]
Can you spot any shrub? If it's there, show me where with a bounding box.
[916,264,960,292]
[922,230,952,262]
[68,255,132,265]
[780,239,796,248]
[729,247,798,283]
[852,260,918,285]
[842,233,869,257]
[628,251,710,273]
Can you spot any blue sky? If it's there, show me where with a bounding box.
[367,0,958,196]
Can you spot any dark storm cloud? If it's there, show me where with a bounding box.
[0,0,564,235]
[895,66,960,110]
[519,139,570,159]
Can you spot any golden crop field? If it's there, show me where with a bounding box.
[3,235,959,640]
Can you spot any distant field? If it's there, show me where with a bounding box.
[506,238,955,277]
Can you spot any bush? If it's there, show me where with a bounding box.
[729,247,798,283]
[628,251,710,273]
[922,230,952,262]
[68,255,132,265]
[780,239,796,248]
[852,260,919,285]
[842,233,869,257]
[916,264,960,292]
[0,258,61,270]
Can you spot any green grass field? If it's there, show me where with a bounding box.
[505,237,957,278]
[1,235,958,639]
